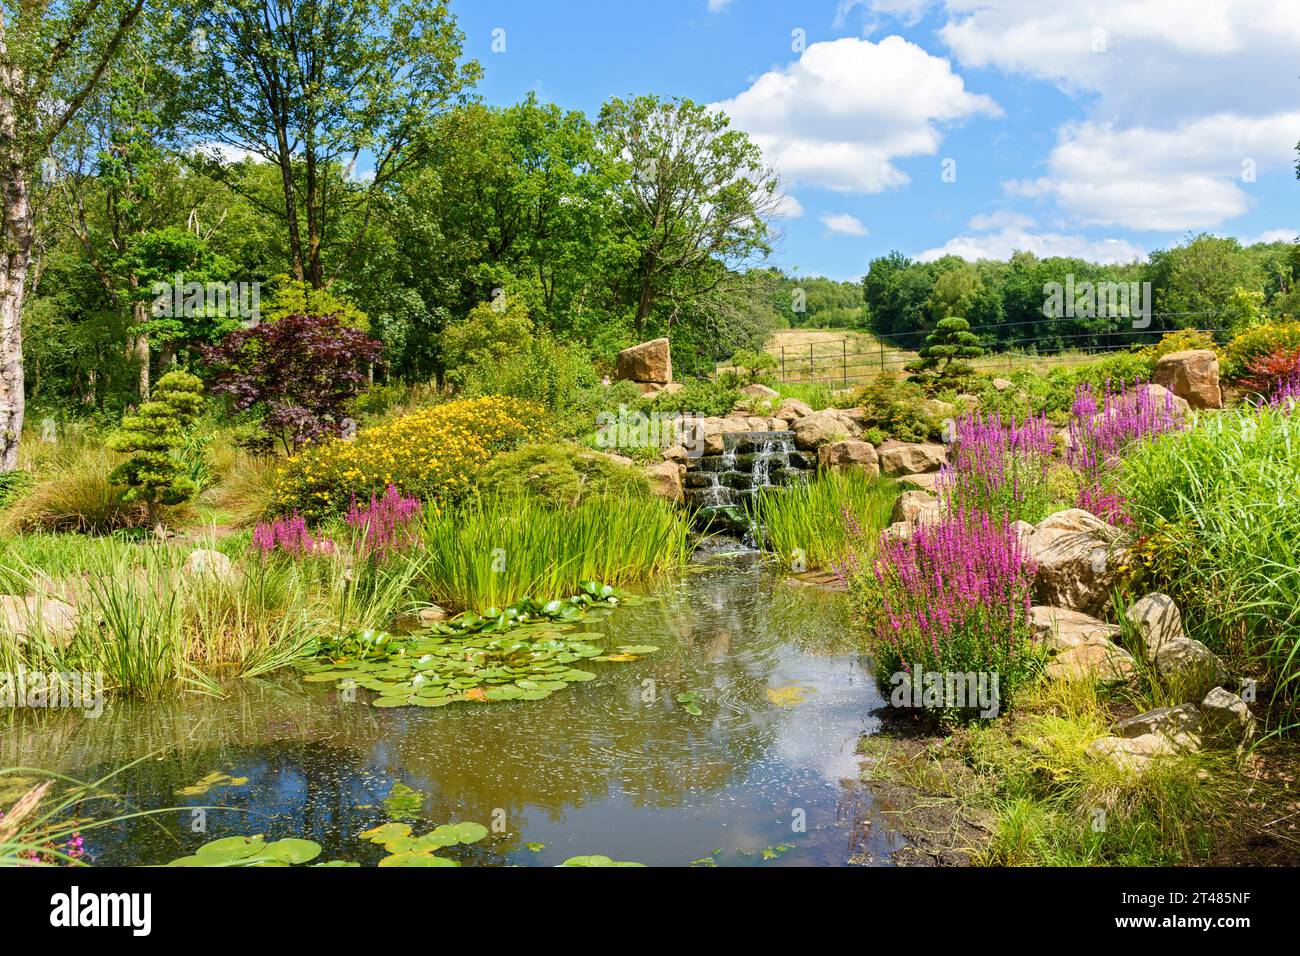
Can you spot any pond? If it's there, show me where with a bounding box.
[1,552,906,867]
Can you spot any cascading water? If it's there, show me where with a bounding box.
[683,431,814,535]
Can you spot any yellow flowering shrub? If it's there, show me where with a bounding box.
[272,397,551,517]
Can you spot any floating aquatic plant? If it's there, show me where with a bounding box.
[166,835,343,867]
[298,583,657,708]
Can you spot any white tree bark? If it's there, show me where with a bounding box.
[0,63,30,471]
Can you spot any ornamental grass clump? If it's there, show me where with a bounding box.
[938,411,1057,523]
[1067,380,1184,525]
[843,510,1040,719]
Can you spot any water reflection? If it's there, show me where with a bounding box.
[2,555,904,866]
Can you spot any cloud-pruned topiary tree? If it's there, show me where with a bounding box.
[108,369,205,524]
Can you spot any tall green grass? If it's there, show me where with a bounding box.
[420,493,691,613]
[748,469,898,572]
[1120,405,1300,716]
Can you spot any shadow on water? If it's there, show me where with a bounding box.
[1,552,907,866]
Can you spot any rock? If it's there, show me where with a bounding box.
[1115,704,1202,747]
[1010,520,1035,544]
[792,409,857,450]
[660,382,684,395]
[739,383,780,399]
[1029,606,1121,652]
[897,472,940,492]
[818,441,880,475]
[1199,687,1256,745]
[1025,509,1127,615]
[891,489,938,525]
[1088,733,1176,772]
[615,338,672,385]
[919,399,955,421]
[877,441,948,477]
[1044,639,1137,683]
[644,460,684,503]
[775,399,813,421]
[1125,592,1184,661]
[883,521,914,543]
[1154,637,1228,701]
[0,594,78,647]
[586,449,635,467]
[1153,349,1222,409]
[184,548,235,581]
[635,382,664,396]
[992,377,1013,391]
[661,444,689,463]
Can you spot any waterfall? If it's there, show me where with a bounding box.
[683,430,813,533]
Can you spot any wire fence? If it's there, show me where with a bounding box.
[770,315,1224,388]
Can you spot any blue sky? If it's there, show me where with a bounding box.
[452,0,1300,282]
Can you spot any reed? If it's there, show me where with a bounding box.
[748,469,897,572]
[420,492,691,613]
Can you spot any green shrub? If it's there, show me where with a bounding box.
[845,374,941,441]
[107,370,205,521]
[476,442,650,507]
[1222,321,1300,381]
[461,332,598,421]
[643,378,739,418]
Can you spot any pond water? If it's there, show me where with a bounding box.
[1,553,905,867]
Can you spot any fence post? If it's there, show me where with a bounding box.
[809,342,814,381]
[842,339,847,387]
[780,346,785,383]
[880,338,885,374]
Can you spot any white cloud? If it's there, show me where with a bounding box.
[967,210,1036,231]
[713,36,1000,193]
[934,0,1300,122]
[918,227,1145,264]
[194,142,262,165]
[1004,112,1300,231]
[772,193,805,219]
[820,212,869,236]
[1239,228,1299,245]
[707,0,734,10]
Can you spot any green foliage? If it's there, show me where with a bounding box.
[420,492,691,613]
[442,298,534,387]
[846,374,942,442]
[748,470,898,572]
[726,348,779,384]
[1222,320,1300,381]
[107,370,205,514]
[459,332,599,427]
[643,378,740,418]
[258,275,369,329]
[1120,406,1300,717]
[907,316,984,389]
[476,443,650,507]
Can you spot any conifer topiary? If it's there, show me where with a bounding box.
[108,370,205,522]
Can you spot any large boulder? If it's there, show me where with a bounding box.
[1199,687,1255,746]
[1025,510,1127,615]
[1143,383,1192,418]
[1154,637,1228,701]
[818,440,879,475]
[877,441,947,477]
[1115,703,1202,748]
[615,338,672,385]
[1033,605,1136,683]
[644,461,685,504]
[1125,592,1183,661]
[1088,733,1176,773]
[0,594,78,648]
[891,489,939,525]
[1153,349,1221,409]
[739,383,780,399]
[792,409,857,450]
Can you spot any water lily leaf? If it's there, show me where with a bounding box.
[617,645,659,655]
[265,838,322,864]
[313,860,361,867]
[195,835,266,862]
[383,782,423,821]
[360,823,411,844]
[559,669,596,682]
[302,672,342,683]
[525,842,546,852]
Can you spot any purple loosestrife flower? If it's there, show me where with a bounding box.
[1068,379,1183,525]
[346,484,423,558]
[250,511,331,558]
[939,410,1055,522]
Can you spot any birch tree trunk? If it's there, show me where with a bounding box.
[0,80,31,471]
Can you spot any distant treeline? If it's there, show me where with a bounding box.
[758,234,1300,353]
